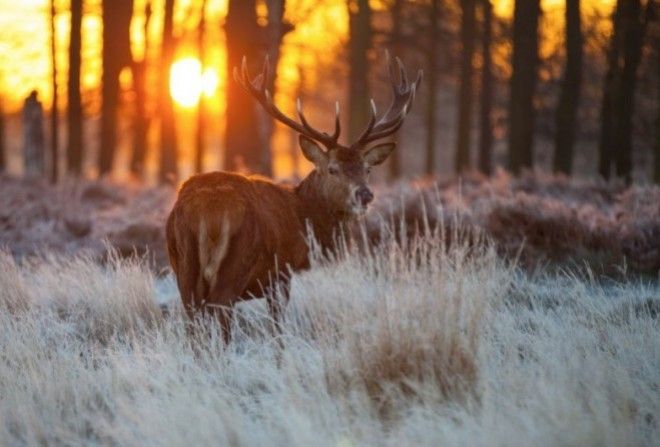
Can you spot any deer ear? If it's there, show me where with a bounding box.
[299,136,327,166]
[364,143,395,167]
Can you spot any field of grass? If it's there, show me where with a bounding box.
[0,208,658,445]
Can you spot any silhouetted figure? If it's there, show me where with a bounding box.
[22,90,45,177]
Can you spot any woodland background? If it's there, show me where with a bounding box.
[0,0,658,185]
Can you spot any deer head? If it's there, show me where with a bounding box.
[234,53,422,216]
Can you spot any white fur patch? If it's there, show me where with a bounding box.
[199,216,231,290]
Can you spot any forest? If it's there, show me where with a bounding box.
[0,0,658,184]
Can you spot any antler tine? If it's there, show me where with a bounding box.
[241,56,251,88]
[261,55,269,89]
[414,70,422,94]
[359,103,409,144]
[406,70,423,109]
[353,99,378,144]
[235,56,341,150]
[396,56,409,91]
[296,99,318,137]
[385,50,397,88]
[296,99,340,147]
[351,53,421,149]
[330,101,341,140]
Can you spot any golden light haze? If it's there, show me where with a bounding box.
[0,0,614,111]
[169,57,218,107]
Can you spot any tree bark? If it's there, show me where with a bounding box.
[478,0,493,175]
[347,0,372,143]
[456,0,477,173]
[130,2,152,177]
[50,0,59,182]
[159,0,178,183]
[653,14,660,185]
[613,0,648,184]
[0,98,5,172]
[99,0,133,177]
[224,0,263,173]
[388,0,403,180]
[508,0,541,175]
[261,0,294,177]
[553,0,583,175]
[67,0,83,176]
[195,0,207,174]
[426,0,439,176]
[597,1,623,179]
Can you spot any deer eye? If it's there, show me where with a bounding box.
[366,167,372,175]
[328,166,339,175]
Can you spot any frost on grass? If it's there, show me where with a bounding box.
[0,174,173,270]
[0,218,658,446]
[368,171,660,274]
[2,171,659,275]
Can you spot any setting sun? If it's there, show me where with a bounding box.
[169,57,218,108]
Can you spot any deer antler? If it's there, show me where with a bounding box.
[233,56,341,150]
[350,51,423,150]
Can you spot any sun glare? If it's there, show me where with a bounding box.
[169,57,218,108]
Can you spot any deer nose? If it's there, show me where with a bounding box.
[355,187,374,206]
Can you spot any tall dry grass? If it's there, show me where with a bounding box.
[0,216,657,446]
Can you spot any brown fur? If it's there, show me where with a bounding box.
[168,52,420,341]
[166,167,365,340]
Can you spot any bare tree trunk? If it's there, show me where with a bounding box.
[0,97,5,172]
[426,0,439,176]
[159,0,178,182]
[553,0,582,175]
[50,0,59,183]
[388,0,403,180]
[224,0,263,173]
[613,0,648,184]
[195,0,207,174]
[100,0,133,177]
[130,2,152,177]
[656,22,660,184]
[508,0,540,175]
[347,0,372,143]
[456,0,477,173]
[478,0,493,175]
[597,1,623,180]
[67,0,83,176]
[261,0,294,177]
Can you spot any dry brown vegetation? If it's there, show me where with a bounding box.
[0,174,174,270]
[367,171,660,275]
[1,171,659,278]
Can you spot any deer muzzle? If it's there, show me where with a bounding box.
[355,186,374,207]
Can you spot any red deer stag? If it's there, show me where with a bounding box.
[166,54,422,341]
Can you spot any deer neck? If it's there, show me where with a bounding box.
[294,171,353,248]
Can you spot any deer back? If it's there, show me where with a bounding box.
[166,171,310,309]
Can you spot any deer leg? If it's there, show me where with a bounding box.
[167,220,205,322]
[204,299,234,345]
[204,253,260,345]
